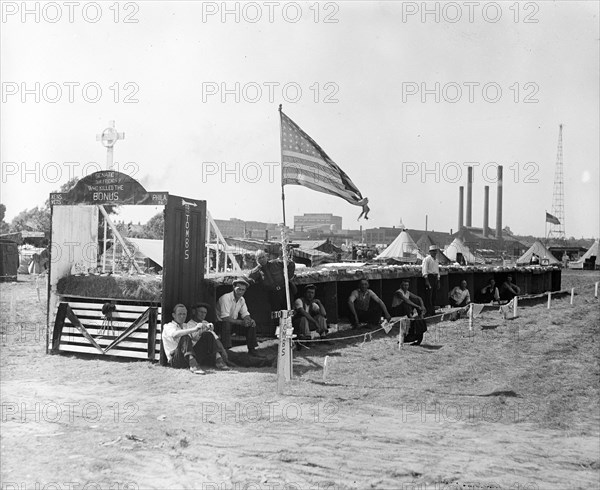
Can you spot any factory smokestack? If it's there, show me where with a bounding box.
[466,167,473,227]
[458,186,464,230]
[483,185,489,237]
[496,166,503,239]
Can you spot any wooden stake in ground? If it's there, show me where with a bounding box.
[547,292,552,309]
[513,296,518,318]
[570,288,575,305]
[468,303,473,331]
[595,282,599,298]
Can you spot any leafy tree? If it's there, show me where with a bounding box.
[10,206,51,232]
[137,212,164,239]
[0,204,9,234]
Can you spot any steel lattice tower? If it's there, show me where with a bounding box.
[549,124,565,239]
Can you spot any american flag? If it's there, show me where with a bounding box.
[280,110,366,207]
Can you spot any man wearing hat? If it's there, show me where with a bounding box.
[216,278,261,356]
[422,245,441,316]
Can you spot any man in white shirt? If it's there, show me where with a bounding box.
[216,278,261,356]
[422,245,441,316]
[449,280,471,307]
[161,304,205,374]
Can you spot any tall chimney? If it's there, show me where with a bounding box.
[483,185,489,237]
[458,186,464,230]
[466,166,473,227]
[425,214,428,231]
[496,166,503,239]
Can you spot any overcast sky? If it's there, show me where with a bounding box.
[2,1,598,239]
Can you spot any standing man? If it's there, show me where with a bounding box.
[216,278,262,357]
[161,304,205,374]
[422,245,441,316]
[348,279,391,329]
[249,249,296,313]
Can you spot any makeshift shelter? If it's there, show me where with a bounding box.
[516,240,560,266]
[292,247,334,267]
[570,240,598,270]
[444,238,485,265]
[376,230,422,261]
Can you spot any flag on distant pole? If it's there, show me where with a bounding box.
[545,212,560,225]
[279,108,370,220]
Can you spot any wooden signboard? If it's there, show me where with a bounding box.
[50,170,168,206]
[161,195,207,324]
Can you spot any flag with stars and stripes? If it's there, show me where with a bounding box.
[280,109,369,215]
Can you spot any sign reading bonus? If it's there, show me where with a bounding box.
[50,170,167,206]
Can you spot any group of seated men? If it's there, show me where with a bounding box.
[162,247,524,373]
[162,278,271,375]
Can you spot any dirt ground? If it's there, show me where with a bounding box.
[1,270,599,490]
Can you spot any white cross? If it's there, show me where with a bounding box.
[96,120,125,170]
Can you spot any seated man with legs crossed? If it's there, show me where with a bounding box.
[216,278,263,357]
[292,284,328,340]
[162,303,206,374]
[187,302,232,370]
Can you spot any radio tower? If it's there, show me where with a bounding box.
[549,124,565,240]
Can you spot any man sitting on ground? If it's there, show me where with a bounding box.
[216,278,262,357]
[348,279,391,329]
[293,284,328,340]
[390,279,427,345]
[162,304,206,375]
[187,302,231,370]
[449,280,471,307]
[480,279,500,303]
[500,275,521,301]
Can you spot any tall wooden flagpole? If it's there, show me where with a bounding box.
[279,104,287,228]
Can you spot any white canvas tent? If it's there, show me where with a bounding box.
[444,238,485,265]
[570,240,598,269]
[376,230,423,260]
[516,240,560,266]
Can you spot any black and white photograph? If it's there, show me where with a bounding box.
[1,1,599,489]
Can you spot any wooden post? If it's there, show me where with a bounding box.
[547,292,551,309]
[595,282,599,298]
[323,355,330,381]
[398,319,405,349]
[513,296,518,318]
[468,303,473,331]
[102,215,107,272]
[276,311,293,394]
[570,288,575,305]
[112,237,116,274]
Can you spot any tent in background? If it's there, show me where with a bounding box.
[416,234,452,265]
[444,238,485,265]
[516,240,561,266]
[376,230,422,261]
[570,240,598,270]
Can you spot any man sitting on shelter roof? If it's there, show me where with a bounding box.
[348,279,391,329]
